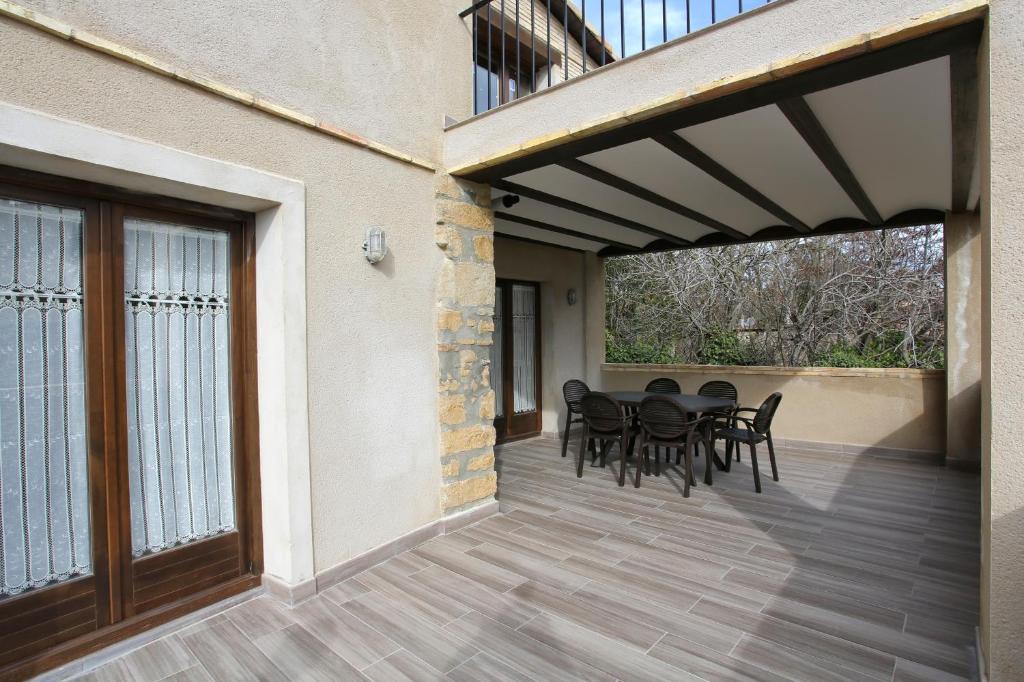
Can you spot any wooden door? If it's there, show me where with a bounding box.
[492,280,541,442]
[0,186,114,669]
[0,167,261,679]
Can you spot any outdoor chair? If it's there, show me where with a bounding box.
[696,380,740,462]
[635,396,712,498]
[578,392,638,486]
[644,377,681,394]
[561,379,593,459]
[711,392,783,493]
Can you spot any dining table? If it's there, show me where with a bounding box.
[607,391,736,485]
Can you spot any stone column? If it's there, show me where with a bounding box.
[981,3,1024,678]
[583,251,605,388]
[944,211,981,469]
[434,175,498,514]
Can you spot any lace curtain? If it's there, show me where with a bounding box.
[511,284,536,414]
[0,199,90,598]
[123,219,235,557]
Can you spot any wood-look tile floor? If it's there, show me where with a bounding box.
[70,437,980,681]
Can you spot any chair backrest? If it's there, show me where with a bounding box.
[638,395,689,441]
[753,392,783,434]
[580,392,625,434]
[698,380,738,402]
[562,379,590,413]
[644,377,681,394]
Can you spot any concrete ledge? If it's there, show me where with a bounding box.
[602,363,944,380]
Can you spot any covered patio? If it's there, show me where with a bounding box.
[67,437,979,681]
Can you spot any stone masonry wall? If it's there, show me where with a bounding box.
[434,175,498,513]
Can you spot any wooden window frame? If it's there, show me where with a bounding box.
[493,278,542,443]
[0,164,263,680]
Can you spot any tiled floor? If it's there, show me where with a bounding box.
[70,437,979,681]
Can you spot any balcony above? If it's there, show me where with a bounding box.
[445,0,985,254]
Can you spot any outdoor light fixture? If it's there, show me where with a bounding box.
[363,226,387,264]
[567,288,578,305]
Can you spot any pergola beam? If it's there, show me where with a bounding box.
[652,132,812,233]
[950,46,979,212]
[557,159,747,240]
[777,96,884,226]
[494,211,640,251]
[492,179,690,246]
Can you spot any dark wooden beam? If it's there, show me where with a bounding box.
[597,208,944,257]
[494,211,641,251]
[493,231,586,253]
[493,180,690,245]
[462,21,982,183]
[950,46,979,212]
[557,159,747,240]
[776,96,884,226]
[652,132,812,233]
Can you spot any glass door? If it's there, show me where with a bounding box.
[0,191,113,668]
[113,206,249,618]
[492,280,541,442]
[0,170,260,677]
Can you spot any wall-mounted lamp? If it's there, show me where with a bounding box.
[363,226,388,264]
[567,288,578,306]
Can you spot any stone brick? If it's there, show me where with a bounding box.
[478,390,495,420]
[434,224,462,256]
[454,262,495,306]
[478,319,495,333]
[466,452,495,472]
[441,457,460,478]
[441,472,497,511]
[436,174,490,206]
[437,308,463,332]
[473,235,494,262]
[458,350,478,379]
[437,199,493,231]
[442,425,496,454]
[439,394,467,425]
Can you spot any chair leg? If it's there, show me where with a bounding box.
[654,445,660,464]
[635,445,646,488]
[576,425,588,478]
[767,432,779,481]
[654,444,661,477]
[561,412,572,458]
[589,438,597,462]
[683,436,695,498]
[722,437,733,471]
[749,442,762,493]
[599,440,608,468]
[703,432,714,486]
[618,437,628,487]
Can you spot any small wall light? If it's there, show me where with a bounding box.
[567,288,578,306]
[363,226,388,264]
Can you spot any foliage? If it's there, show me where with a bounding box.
[605,331,676,364]
[605,225,945,369]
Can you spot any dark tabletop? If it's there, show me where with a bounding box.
[607,391,734,413]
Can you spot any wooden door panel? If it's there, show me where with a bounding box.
[0,579,98,669]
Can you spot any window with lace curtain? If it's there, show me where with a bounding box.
[0,171,260,673]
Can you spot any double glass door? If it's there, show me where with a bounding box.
[492,280,541,441]
[0,175,259,674]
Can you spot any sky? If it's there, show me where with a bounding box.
[578,0,771,59]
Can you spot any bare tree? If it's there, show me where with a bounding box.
[606,225,944,368]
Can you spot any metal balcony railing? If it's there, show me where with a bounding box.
[460,0,774,114]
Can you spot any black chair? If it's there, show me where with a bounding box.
[698,380,740,461]
[711,392,783,493]
[561,379,591,459]
[644,377,681,394]
[577,392,636,486]
[635,396,711,497]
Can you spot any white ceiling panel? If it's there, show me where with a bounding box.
[580,138,778,236]
[494,218,606,252]
[495,195,653,248]
[506,164,714,242]
[806,57,952,218]
[678,105,862,228]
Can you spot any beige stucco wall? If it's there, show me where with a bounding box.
[980,2,1024,678]
[0,1,473,576]
[494,236,587,435]
[600,364,946,455]
[444,0,983,170]
[945,211,982,467]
